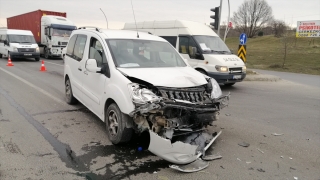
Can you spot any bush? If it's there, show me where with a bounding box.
[258,31,264,36]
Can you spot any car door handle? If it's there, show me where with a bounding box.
[78,67,82,71]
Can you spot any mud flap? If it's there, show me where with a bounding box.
[169,159,209,172]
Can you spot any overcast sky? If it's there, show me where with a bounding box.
[0,0,319,29]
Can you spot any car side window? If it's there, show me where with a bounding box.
[179,36,198,58]
[161,36,177,47]
[89,37,106,67]
[73,35,87,61]
[0,35,6,43]
[66,35,77,57]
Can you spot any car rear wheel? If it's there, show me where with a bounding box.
[105,103,133,144]
[35,57,40,61]
[65,78,78,104]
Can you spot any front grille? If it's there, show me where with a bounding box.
[158,87,206,103]
[229,67,242,74]
[18,48,35,52]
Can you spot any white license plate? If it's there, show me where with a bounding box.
[233,75,242,79]
[24,54,32,56]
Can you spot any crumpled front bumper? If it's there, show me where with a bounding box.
[148,130,222,164]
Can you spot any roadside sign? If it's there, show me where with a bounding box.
[228,22,232,28]
[239,33,247,45]
[238,45,246,62]
[296,20,320,37]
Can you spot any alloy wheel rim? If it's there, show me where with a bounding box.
[108,110,119,136]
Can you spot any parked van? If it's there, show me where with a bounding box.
[123,20,246,86]
[0,29,40,61]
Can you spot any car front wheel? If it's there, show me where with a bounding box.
[105,103,133,144]
[65,78,78,104]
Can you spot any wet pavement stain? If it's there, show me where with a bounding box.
[0,87,89,172]
[1,87,169,179]
[75,133,169,180]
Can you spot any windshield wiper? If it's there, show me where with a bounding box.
[21,42,32,43]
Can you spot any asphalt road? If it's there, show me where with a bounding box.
[0,57,319,180]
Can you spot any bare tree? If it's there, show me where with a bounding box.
[231,0,273,38]
[271,20,287,37]
[280,29,295,68]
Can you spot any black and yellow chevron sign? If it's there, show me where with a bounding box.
[238,45,246,62]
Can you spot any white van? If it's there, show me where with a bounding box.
[123,20,246,86]
[0,29,40,61]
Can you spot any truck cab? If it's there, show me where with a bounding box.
[41,15,76,59]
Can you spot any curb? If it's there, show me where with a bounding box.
[244,70,281,82]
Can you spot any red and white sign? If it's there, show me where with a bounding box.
[228,22,233,28]
[296,20,320,37]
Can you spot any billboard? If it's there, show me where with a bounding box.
[296,20,320,37]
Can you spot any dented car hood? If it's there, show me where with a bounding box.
[117,67,208,87]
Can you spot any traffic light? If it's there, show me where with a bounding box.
[210,7,220,30]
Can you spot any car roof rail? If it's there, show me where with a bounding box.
[78,26,101,32]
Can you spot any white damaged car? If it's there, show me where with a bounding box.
[64,27,229,171]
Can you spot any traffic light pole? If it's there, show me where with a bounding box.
[223,0,230,42]
[217,0,223,37]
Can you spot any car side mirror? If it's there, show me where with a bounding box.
[85,59,101,73]
[4,40,8,45]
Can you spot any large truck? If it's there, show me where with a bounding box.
[7,9,76,59]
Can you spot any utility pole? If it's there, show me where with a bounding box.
[217,0,223,37]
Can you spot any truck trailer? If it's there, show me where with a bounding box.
[7,9,76,59]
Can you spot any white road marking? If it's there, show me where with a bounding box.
[0,66,65,105]
[43,61,64,67]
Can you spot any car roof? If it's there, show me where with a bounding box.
[73,28,167,42]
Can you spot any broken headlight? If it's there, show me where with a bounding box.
[209,78,222,99]
[128,83,161,105]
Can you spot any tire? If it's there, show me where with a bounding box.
[44,48,50,59]
[105,103,133,144]
[196,69,207,75]
[35,57,40,61]
[224,83,235,86]
[65,78,78,105]
[0,54,2,58]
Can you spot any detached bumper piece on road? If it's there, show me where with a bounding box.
[169,131,222,172]
[148,130,222,172]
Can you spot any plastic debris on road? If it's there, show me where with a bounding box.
[202,154,222,161]
[169,159,209,173]
[272,133,284,136]
[238,142,250,147]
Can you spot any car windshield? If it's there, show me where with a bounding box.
[52,29,73,37]
[8,35,36,43]
[106,39,187,68]
[193,35,231,54]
